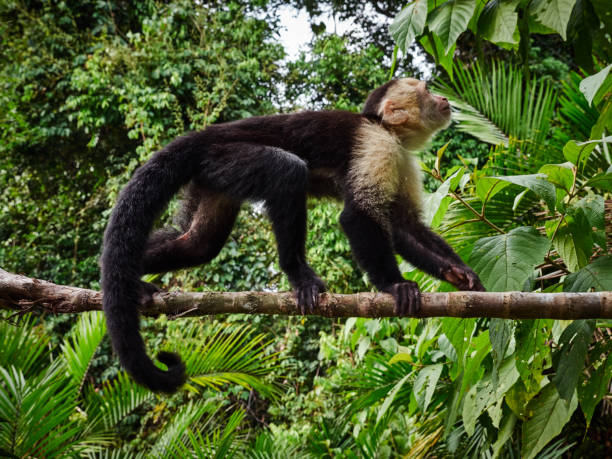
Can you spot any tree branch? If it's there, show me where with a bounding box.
[0,269,610,320]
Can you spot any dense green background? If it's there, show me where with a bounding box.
[0,0,611,457]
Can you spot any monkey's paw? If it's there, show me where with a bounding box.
[383,281,421,316]
[443,265,486,291]
[139,280,161,308]
[294,277,326,315]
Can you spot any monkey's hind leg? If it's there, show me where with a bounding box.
[200,143,325,314]
[142,187,240,274]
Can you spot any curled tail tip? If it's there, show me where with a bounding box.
[151,351,188,394]
[124,351,187,394]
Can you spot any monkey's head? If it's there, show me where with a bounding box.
[363,78,451,136]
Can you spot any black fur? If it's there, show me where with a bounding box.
[101,80,483,393]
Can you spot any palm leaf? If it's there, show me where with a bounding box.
[174,322,280,398]
[433,85,508,146]
[60,311,106,394]
[167,409,246,459]
[149,400,216,457]
[0,361,85,458]
[434,60,558,163]
[0,314,49,378]
[348,353,414,415]
[242,431,302,459]
[84,371,154,431]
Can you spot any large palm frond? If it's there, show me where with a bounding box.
[0,361,103,458]
[0,314,49,378]
[84,371,154,432]
[433,61,559,168]
[165,408,246,459]
[172,322,280,398]
[148,400,218,457]
[61,311,106,394]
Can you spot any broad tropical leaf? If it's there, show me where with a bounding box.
[529,0,577,40]
[428,0,477,53]
[389,0,428,52]
[469,226,550,292]
[552,320,595,400]
[521,384,577,459]
[563,255,612,291]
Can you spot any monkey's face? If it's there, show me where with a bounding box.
[419,82,451,132]
[378,79,451,135]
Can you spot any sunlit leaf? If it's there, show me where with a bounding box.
[389,0,428,52]
[469,226,550,291]
[429,0,477,52]
[529,0,577,40]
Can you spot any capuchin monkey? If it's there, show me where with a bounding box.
[101,78,485,393]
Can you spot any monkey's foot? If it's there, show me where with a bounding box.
[293,276,326,315]
[383,281,421,316]
[139,280,162,307]
[443,265,486,291]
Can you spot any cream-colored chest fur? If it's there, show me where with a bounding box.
[348,121,427,220]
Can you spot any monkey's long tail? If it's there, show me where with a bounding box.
[101,134,203,393]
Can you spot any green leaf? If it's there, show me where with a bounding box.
[463,358,519,436]
[469,226,550,292]
[563,255,612,292]
[422,169,461,228]
[0,315,49,378]
[575,194,605,230]
[376,373,412,424]
[563,139,596,166]
[514,319,552,394]
[579,64,612,106]
[441,318,476,377]
[475,176,509,204]
[585,172,612,191]
[388,353,413,365]
[539,163,574,194]
[389,0,428,52]
[552,320,595,400]
[492,413,517,458]
[61,311,106,394]
[521,384,578,459]
[529,0,578,40]
[578,340,612,426]
[414,364,443,413]
[545,208,594,272]
[419,33,456,78]
[490,319,513,385]
[493,174,557,211]
[477,0,519,46]
[429,0,477,52]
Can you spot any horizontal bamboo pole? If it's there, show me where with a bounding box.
[0,269,610,319]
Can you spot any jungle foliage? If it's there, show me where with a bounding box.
[0,0,610,457]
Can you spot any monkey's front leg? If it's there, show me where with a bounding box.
[340,203,421,315]
[393,228,485,292]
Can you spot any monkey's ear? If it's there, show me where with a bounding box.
[381,99,412,126]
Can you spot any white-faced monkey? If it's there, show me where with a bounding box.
[101,78,485,393]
